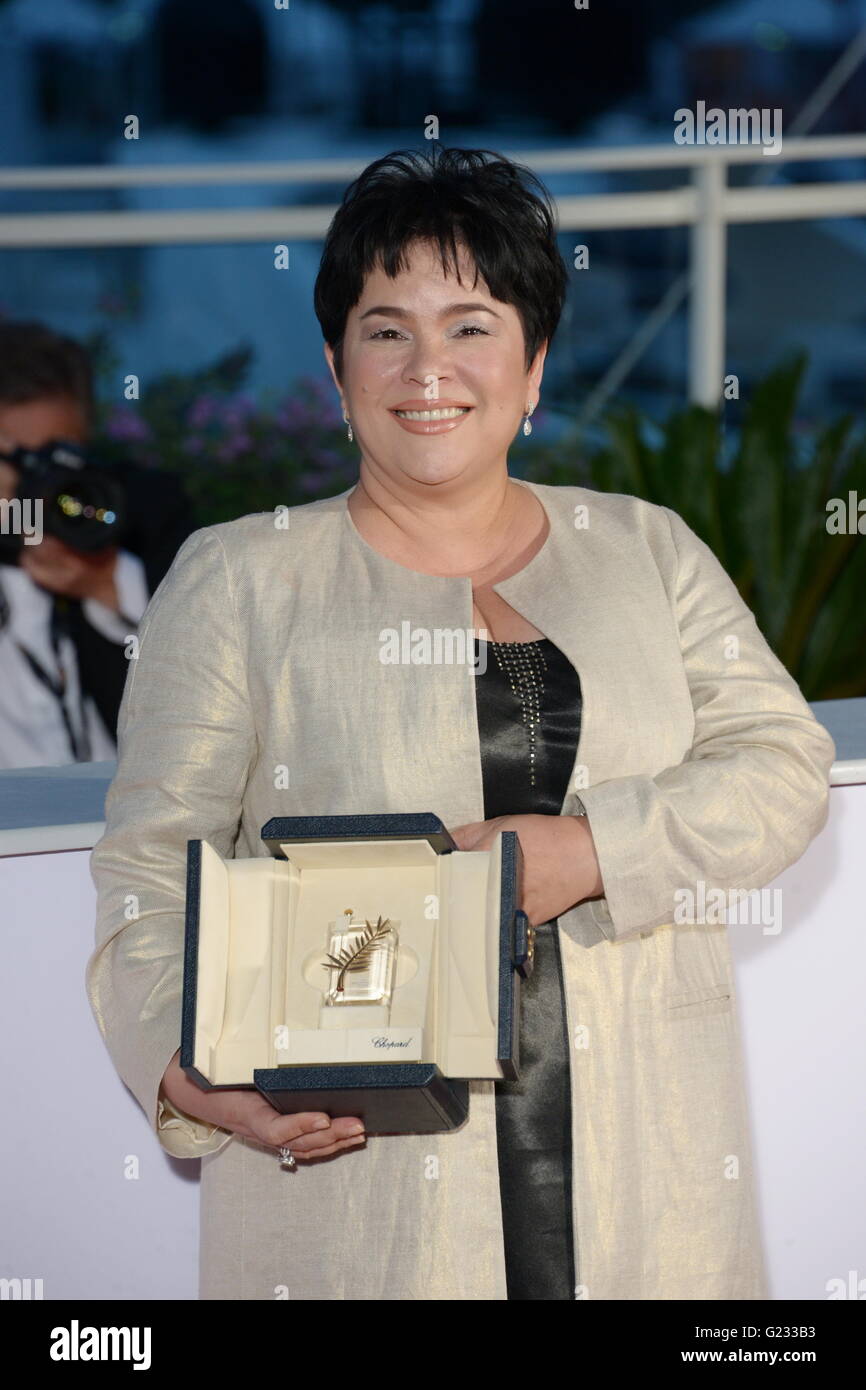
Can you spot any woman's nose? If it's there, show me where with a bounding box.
[401,334,454,389]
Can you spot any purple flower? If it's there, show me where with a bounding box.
[226,431,252,456]
[221,406,249,431]
[274,398,309,430]
[187,395,219,430]
[104,407,152,443]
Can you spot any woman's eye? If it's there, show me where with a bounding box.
[455,325,489,336]
[368,328,405,340]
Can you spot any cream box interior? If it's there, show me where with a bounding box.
[190,835,509,1085]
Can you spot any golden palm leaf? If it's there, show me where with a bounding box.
[324,916,392,994]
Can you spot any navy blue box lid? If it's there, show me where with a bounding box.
[261,811,457,858]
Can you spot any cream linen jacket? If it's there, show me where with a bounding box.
[86,479,835,1301]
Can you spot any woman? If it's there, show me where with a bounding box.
[87,146,835,1301]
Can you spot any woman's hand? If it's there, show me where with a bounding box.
[159,1050,366,1161]
[448,813,605,927]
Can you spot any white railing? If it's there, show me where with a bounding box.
[1,135,865,408]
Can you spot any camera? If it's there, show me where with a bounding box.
[0,438,127,565]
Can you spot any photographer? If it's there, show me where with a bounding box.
[0,321,193,768]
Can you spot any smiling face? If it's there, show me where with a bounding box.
[324,238,546,491]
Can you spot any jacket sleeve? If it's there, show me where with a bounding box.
[576,505,837,944]
[86,527,255,1158]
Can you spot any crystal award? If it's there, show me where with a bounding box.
[322,911,399,1008]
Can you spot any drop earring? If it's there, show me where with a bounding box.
[343,410,353,443]
[523,405,535,437]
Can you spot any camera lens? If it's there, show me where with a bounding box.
[49,471,124,551]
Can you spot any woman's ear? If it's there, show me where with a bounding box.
[527,341,548,403]
[323,341,342,400]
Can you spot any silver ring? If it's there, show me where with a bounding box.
[278,1145,297,1170]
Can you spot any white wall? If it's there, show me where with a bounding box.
[0,848,198,1300]
[728,783,866,1301]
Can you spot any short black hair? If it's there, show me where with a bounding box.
[0,320,95,427]
[314,146,568,383]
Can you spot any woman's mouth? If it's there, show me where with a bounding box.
[390,406,472,434]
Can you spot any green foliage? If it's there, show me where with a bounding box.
[525,354,866,699]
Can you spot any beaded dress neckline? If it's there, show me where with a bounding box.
[475,636,548,786]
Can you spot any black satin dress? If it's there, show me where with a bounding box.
[473,635,583,1301]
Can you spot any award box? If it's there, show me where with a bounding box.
[180,813,532,1134]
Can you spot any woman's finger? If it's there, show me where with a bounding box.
[288,1118,366,1154]
[292,1136,367,1162]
